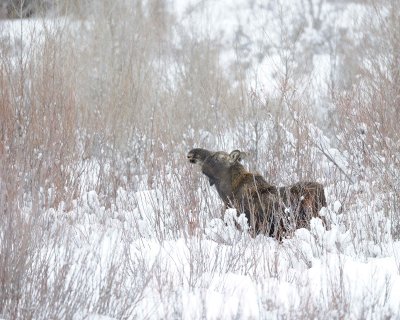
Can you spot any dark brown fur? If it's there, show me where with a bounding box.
[188,148,327,239]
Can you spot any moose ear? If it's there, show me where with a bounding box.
[229,150,246,163]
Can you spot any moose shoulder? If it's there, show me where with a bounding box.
[187,148,327,239]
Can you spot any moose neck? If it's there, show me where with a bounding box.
[229,163,249,195]
[208,163,245,206]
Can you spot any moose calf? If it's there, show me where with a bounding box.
[187,148,327,239]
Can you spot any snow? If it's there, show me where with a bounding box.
[4,180,400,318]
[43,185,399,318]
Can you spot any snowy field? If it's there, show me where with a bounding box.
[1,0,400,319]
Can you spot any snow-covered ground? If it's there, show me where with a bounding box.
[38,182,400,319]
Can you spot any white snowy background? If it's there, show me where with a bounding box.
[1,0,399,319]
